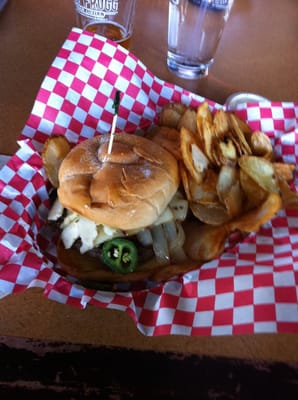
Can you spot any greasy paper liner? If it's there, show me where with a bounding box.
[0,28,298,336]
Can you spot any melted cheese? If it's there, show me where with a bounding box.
[48,192,188,254]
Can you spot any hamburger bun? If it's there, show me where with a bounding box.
[57,133,180,230]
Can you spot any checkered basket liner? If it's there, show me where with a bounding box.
[0,28,297,336]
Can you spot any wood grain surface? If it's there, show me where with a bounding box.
[0,335,297,399]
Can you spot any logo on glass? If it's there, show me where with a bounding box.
[189,0,230,10]
[75,0,119,18]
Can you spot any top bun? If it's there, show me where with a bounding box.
[57,133,180,230]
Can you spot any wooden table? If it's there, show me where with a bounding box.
[0,0,297,362]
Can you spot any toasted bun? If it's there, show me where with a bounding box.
[57,133,179,230]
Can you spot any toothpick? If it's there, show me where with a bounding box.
[107,90,121,154]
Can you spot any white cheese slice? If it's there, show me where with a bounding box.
[61,220,79,249]
[53,190,189,254]
[47,198,64,221]
[77,216,98,253]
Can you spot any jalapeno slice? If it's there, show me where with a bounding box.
[102,238,138,274]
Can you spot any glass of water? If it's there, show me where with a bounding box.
[167,0,234,79]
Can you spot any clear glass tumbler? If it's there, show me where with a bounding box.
[167,0,234,79]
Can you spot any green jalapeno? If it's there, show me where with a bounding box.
[102,238,138,274]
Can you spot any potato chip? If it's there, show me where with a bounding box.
[180,162,192,201]
[188,168,218,204]
[216,165,237,199]
[217,137,237,164]
[228,112,252,139]
[178,108,197,135]
[239,169,267,210]
[146,126,181,160]
[183,221,229,262]
[202,120,217,164]
[228,192,282,233]
[229,113,252,155]
[158,102,187,128]
[223,181,244,218]
[250,130,273,160]
[277,176,298,209]
[190,201,231,225]
[217,165,244,217]
[238,155,278,193]
[274,162,296,182]
[180,127,208,184]
[192,143,210,176]
[213,108,229,136]
[197,101,213,126]
[42,135,71,188]
[197,102,217,164]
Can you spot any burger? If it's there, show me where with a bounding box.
[46,132,198,285]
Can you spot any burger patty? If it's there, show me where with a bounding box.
[71,236,156,270]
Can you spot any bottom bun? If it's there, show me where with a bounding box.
[56,236,199,286]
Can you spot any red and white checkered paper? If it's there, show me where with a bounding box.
[0,28,298,336]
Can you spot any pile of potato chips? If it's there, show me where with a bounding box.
[148,101,298,261]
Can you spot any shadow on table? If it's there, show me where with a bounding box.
[0,336,297,399]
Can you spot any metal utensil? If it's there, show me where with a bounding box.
[225,92,269,110]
